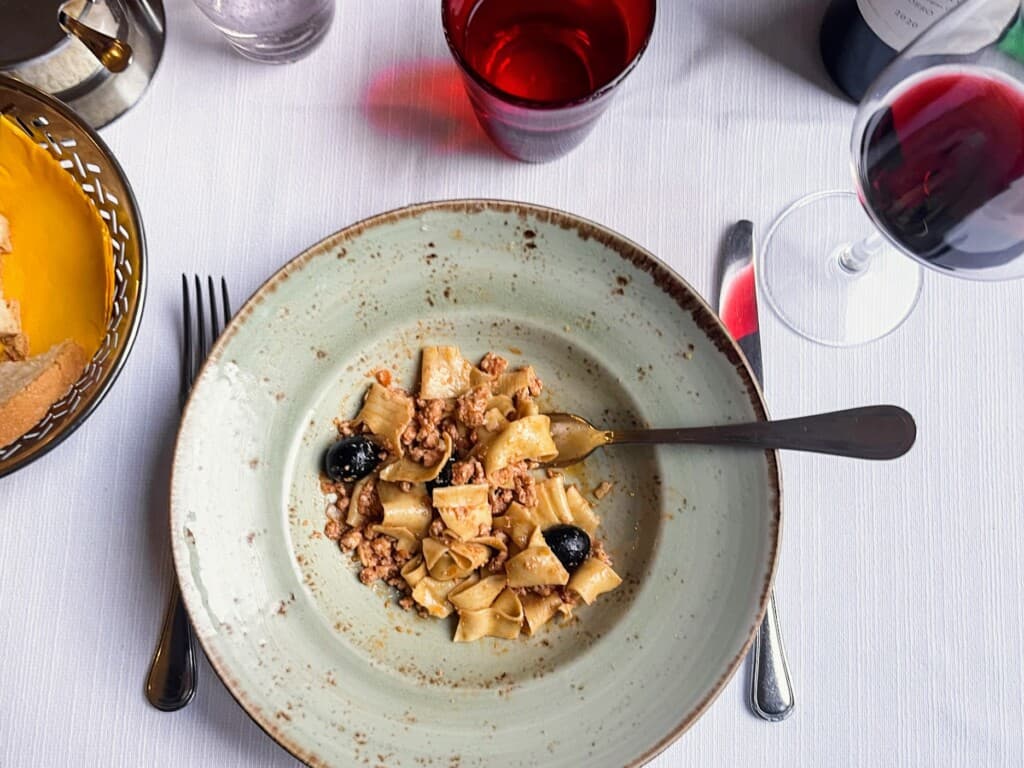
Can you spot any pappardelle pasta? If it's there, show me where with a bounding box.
[319,346,621,642]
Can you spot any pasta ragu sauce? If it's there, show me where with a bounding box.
[319,346,622,642]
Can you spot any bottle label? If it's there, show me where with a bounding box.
[856,0,961,50]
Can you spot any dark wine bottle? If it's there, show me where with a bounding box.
[820,0,960,102]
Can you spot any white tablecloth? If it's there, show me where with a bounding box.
[4,0,1024,765]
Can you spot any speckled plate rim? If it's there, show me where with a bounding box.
[170,199,782,767]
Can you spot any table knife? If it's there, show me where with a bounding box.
[718,220,795,722]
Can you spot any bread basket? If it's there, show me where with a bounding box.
[0,75,145,477]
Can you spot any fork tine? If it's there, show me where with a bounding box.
[207,276,221,340]
[194,275,207,366]
[180,274,192,409]
[221,277,231,328]
[183,276,230,410]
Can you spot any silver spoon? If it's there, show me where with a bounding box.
[546,405,916,467]
[58,9,133,73]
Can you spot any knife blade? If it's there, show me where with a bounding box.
[718,221,763,382]
[717,220,795,722]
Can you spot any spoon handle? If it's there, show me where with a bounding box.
[610,405,916,460]
[59,11,133,73]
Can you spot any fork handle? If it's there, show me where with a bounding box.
[145,582,197,711]
[610,406,916,460]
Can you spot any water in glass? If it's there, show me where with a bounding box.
[193,0,334,63]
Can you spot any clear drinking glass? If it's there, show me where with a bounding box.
[759,0,1024,346]
[442,0,656,163]
[193,0,335,64]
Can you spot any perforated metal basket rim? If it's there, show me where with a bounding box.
[0,74,146,478]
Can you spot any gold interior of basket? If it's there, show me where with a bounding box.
[0,93,143,469]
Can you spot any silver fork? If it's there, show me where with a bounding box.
[145,275,231,711]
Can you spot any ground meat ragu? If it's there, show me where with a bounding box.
[455,385,490,427]
[512,472,537,508]
[355,534,413,585]
[591,539,613,567]
[338,527,362,551]
[333,417,362,438]
[557,586,580,607]
[489,487,514,516]
[402,398,451,465]
[451,457,485,486]
[334,497,416,588]
[455,423,479,457]
[510,368,544,404]
[488,460,537,510]
[318,476,348,500]
[408,441,446,467]
[511,584,579,607]
[324,519,343,540]
[485,529,511,573]
[356,476,383,520]
[479,352,508,377]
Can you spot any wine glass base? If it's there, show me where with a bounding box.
[758,191,923,347]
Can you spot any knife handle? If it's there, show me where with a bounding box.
[750,590,795,721]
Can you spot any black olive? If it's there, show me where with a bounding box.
[543,525,590,573]
[426,454,458,494]
[324,435,381,482]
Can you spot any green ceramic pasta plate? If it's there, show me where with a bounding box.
[170,200,781,767]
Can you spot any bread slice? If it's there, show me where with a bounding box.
[0,213,11,254]
[0,330,28,361]
[0,298,18,335]
[0,293,28,361]
[0,213,22,357]
[0,339,88,447]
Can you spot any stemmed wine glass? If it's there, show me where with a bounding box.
[759,0,1024,346]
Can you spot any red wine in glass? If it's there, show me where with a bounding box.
[860,68,1024,276]
[460,0,633,103]
[443,0,656,162]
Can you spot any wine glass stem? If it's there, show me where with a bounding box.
[837,229,885,275]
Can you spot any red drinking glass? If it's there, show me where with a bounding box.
[442,0,657,162]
